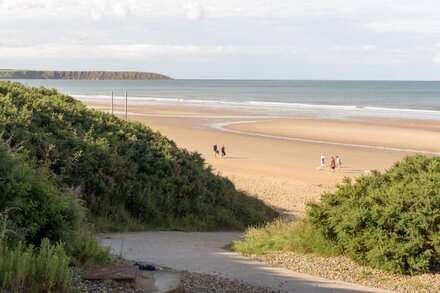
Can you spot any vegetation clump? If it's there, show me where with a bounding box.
[233,155,440,275]
[0,141,106,291]
[308,155,440,275]
[0,233,72,292]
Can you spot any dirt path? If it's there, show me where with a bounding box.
[100,232,391,293]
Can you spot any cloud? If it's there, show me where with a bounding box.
[366,20,440,34]
[0,43,228,60]
[0,0,132,21]
[113,0,131,19]
[86,0,132,21]
[89,9,103,21]
[182,1,204,21]
[0,42,301,62]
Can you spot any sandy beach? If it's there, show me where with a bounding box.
[88,102,440,218]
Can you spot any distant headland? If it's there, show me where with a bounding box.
[0,69,172,80]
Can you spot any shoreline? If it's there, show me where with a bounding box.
[77,94,440,121]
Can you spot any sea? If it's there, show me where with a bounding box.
[13,79,440,120]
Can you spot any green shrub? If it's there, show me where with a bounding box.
[0,81,277,230]
[0,140,108,266]
[307,155,440,275]
[0,141,83,247]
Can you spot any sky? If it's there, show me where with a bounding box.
[0,0,440,80]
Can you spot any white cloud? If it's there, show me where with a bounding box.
[182,1,204,21]
[0,42,302,62]
[366,20,440,34]
[0,43,228,60]
[113,0,131,19]
[0,0,132,20]
[89,9,103,21]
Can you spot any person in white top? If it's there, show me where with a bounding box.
[336,155,341,171]
[320,153,325,169]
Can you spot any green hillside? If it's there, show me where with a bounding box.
[0,69,172,80]
[0,81,277,231]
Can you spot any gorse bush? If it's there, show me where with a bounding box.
[0,143,106,291]
[307,155,440,275]
[0,141,83,247]
[0,81,277,231]
[0,142,107,262]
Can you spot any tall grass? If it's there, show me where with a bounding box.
[0,212,72,292]
[229,218,340,256]
[69,227,109,266]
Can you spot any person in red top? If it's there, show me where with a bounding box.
[330,156,336,173]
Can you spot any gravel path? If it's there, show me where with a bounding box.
[256,252,440,293]
[99,232,388,293]
[73,267,276,293]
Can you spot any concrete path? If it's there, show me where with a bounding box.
[100,232,390,293]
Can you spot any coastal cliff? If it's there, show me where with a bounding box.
[0,69,172,80]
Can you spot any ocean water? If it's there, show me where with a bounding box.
[14,79,440,120]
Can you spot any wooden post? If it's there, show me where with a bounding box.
[125,91,128,120]
[111,91,114,114]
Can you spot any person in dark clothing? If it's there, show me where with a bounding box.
[221,145,226,157]
[213,144,218,158]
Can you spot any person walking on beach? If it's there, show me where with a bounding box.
[330,156,336,173]
[213,144,218,158]
[336,155,341,171]
[221,145,226,157]
[319,153,325,169]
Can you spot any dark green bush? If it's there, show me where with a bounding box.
[0,142,83,246]
[0,81,276,230]
[307,155,440,275]
[0,143,106,291]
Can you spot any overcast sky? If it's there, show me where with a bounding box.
[1,0,440,80]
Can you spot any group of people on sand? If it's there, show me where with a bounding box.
[319,153,341,173]
[213,144,226,158]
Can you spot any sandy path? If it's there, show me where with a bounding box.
[100,232,391,293]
